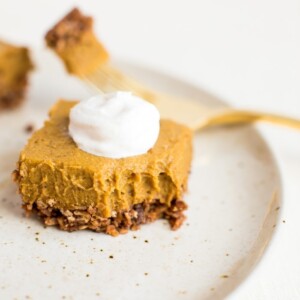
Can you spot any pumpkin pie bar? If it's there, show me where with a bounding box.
[0,41,33,110]
[13,100,193,236]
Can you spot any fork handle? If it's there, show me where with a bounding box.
[86,64,300,131]
[201,109,300,131]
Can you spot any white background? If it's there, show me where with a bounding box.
[1,1,300,299]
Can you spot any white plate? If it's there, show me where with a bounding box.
[0,50,281,300]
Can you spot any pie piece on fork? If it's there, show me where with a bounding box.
[45,8,109,76]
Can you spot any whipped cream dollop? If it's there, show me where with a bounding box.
[69,92,160,158]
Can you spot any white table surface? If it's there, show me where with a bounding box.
[1,1,300,299]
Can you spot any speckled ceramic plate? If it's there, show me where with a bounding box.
[0,50,281,300]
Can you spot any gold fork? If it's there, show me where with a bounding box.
[82,64,300,131]
[44,9,300,132]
